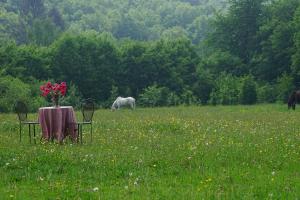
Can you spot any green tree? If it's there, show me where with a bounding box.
[0,76,31,112]
[240,76,257,105]
[257,83,277,103]
[254,0,299,82]
[52,32,118,102]
[192,66,214,104]
[208,0,264,65]
[276,73,294,103]
[209,73,242,105]
[139,84,164,107]
[292,5,300,85]
[27,18,62,46]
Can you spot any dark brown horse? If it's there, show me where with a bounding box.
[288,90,300,110]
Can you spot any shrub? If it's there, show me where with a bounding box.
[0,76,31,112]
[276,73,294,103]
[209,73,242,105]
[240,76,257,105]
[139,85,165,107]
[180,88,199,105]
[257,84,277,103]
[59,82,82,109]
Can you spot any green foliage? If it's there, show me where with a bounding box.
[27,18,62,46]
[138,84,167,107]
[257,83,277,103]
[199,50,245,76]
[59,82,82,109]
[0,0,226,44]
[209,73,242,105]
[0,76,31,112]
[254,0,299,82]
[1,0,300,108]
[276,73,294,103]
[192,66,214,104]
[292,5,300,84]
[240,76,257,105]
[52,32,118,102]
[138,84,182,107]
[209,0,264,64]
[180,88,199,105]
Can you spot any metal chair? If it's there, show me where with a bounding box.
[14,101,39,144]
[77,98,95,143]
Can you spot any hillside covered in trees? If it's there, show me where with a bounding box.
[1,0,300,111]
[0,0,227,44]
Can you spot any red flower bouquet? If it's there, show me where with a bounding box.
[40,81,67,107]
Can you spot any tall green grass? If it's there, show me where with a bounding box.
[0,105,299,199]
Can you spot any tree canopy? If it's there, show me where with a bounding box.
[0,0,300,111]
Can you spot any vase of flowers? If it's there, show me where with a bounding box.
[40,81,67,107]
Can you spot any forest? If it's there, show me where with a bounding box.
[1,0,300,111]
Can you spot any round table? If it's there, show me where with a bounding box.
[38,106,77,142]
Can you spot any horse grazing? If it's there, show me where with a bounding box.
[288,90,300,110]
[111,97,135,111]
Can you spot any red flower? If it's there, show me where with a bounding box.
[46,82,52,89]
[40,81,67,98]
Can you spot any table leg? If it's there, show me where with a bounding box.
[29,124,31,144]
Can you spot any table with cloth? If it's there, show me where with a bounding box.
[38,106,78,142]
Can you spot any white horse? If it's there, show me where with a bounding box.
[111,97,136,111]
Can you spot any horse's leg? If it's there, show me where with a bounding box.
[293,104,296,110]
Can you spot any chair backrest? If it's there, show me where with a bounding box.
[81,98,95,122]
[14,101,28,122]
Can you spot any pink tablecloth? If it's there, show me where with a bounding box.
[38,106,77,142]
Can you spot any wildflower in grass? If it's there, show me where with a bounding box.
[5,163,9,166]
[269,193,273,197]
[272,171,275,176]
[93,187,99,192]
[124,186,129,190]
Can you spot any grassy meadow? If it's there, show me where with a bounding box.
[0,105,299,199]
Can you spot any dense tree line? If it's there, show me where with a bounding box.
[0,0,226,44]
[0,0,300,112]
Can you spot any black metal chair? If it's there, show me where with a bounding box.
[77,98,95,143]
[14,101,39,144]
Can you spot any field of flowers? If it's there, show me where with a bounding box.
[0,105,299,199]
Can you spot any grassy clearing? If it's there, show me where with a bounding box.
[0,105,299,199]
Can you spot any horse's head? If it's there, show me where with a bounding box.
[111,101,117,111]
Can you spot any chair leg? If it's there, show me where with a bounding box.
[90,123,92,143]
[33,124,36,144]
[77,124,80,143]
[19,123,22,142]
[29,124,31,144]
[80,124,83,144]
